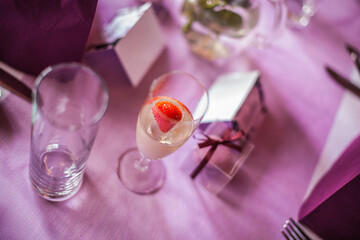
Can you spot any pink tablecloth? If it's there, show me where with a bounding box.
[1,0,359,239]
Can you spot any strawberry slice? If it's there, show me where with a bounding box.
[152,98,183,132]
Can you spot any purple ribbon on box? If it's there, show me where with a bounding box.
[190,126,245,179]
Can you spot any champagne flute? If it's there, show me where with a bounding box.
[117,71,209,194]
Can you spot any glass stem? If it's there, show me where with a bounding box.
[134,155,151,172]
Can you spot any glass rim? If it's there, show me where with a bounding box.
[33,62,109,127]
[149,70,209,122]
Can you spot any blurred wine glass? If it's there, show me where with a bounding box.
[181,0,287,60]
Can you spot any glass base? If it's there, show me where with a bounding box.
[117,148,165,194]
[30,177,83,202]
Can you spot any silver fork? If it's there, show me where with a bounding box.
[281,217,313,240]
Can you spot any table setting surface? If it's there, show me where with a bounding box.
[0,0,359,239]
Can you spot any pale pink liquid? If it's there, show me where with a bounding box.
[136,97,194,160]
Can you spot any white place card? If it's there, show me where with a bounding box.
[86,3,165,87]
[113,3,165,87]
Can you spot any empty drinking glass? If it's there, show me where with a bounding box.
[29,63,109,201]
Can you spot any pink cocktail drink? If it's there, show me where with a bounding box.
[136,96,194,160]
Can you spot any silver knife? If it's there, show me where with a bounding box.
[0,67,32,103]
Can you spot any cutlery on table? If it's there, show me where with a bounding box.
[281,217,313,240]
[325,43,360,99]
[0,64,33,103]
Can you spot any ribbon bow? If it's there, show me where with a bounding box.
[191,127,245,179]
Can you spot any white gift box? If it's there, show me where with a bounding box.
[200,70,266,136]
[183,71,266,194]
[182,121,254,194]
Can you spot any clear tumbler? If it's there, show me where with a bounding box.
[29,63,109,201]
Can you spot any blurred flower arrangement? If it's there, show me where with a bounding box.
[181,0,260,59]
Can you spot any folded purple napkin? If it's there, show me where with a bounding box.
[0,0,97,75]
[298,135,360,240]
